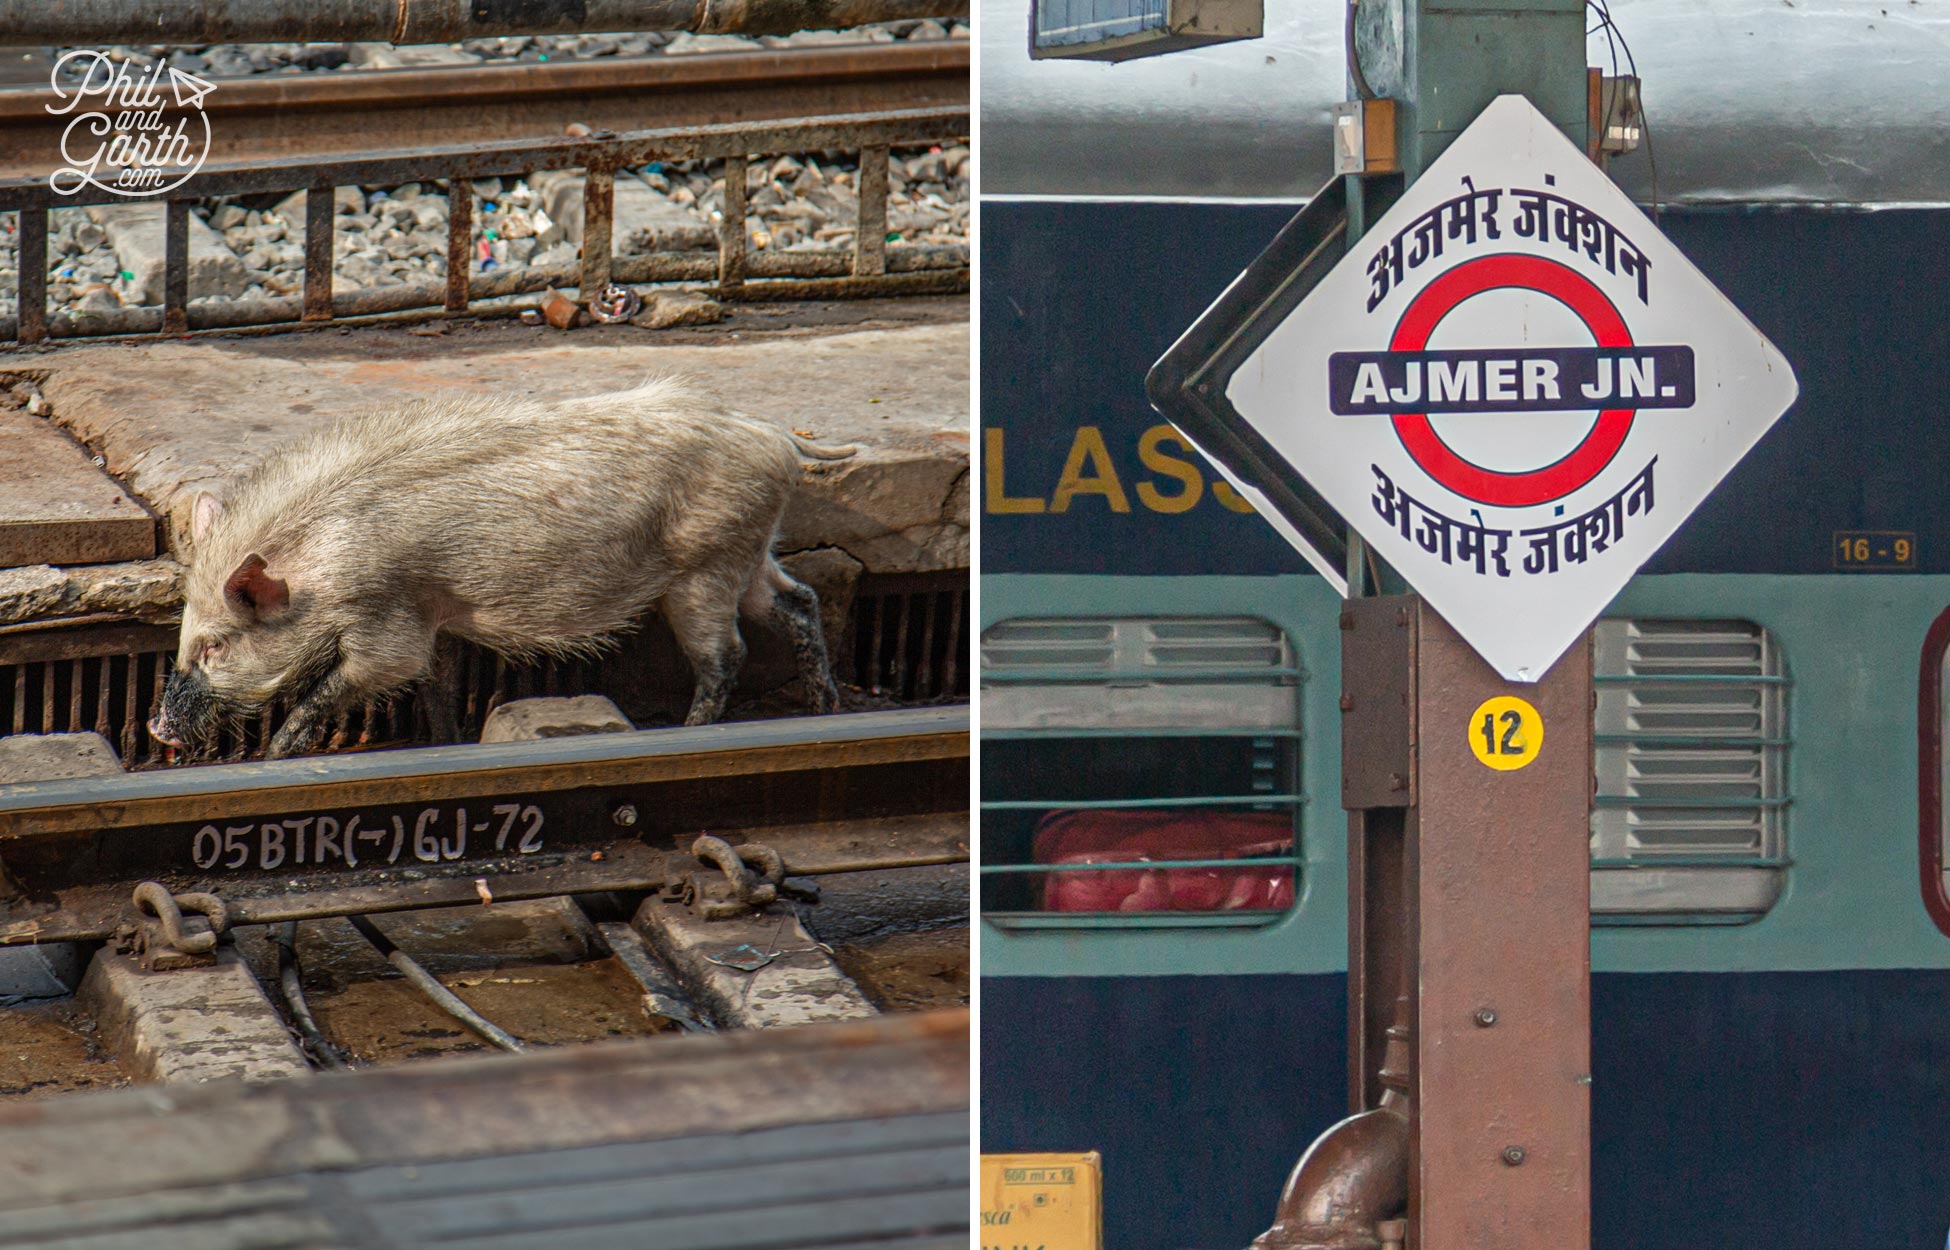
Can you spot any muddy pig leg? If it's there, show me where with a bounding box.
[268,666,354,760]
[662,574,747,727]
[742,559,840,715]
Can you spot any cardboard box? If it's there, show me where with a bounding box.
[979,1152,1103,1250]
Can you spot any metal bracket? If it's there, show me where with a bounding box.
[678,835,818,921]
[1332,99,1400,176]
[129,881,230,971]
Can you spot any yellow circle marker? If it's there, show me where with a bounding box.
[1468,696,1544,771]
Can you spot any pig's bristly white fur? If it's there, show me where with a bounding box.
[180,376,832,726]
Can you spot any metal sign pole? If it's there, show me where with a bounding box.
[1153,1,1793,1244]
[1260,5,1593,1250]
[1349,5,1591,1249]
[1344,598,1592,1250]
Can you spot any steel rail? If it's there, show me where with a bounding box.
[0,105,966,209]
[0,706,965,837]
[0,0,968,43]
[0,44,968,179]
[0,708,968,944]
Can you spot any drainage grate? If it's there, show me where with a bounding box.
[848,571,969,704]
[0,571,969,768]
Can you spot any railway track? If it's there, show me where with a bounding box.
[0,706,965,946]
[0,43,969,180]
[0,704,967,1082]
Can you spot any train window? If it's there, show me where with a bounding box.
[979,616,1302,927]
[1919,607,1950,938]
[1590,618,1790,923]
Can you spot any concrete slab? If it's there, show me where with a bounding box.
[79,949,310,1084]
[0,407,154,568]
[0,558,181,626]
[0,731,123,999]
[632,895,879,1031]
[349,42,483,69]
[29,302,969,576]
[0,730,124,782]
[480,695,633,743]
[532,169,717,252]
[595,920,712,1033]
[86,203,250,306]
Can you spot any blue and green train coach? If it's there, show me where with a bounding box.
[978,189,1950,1250]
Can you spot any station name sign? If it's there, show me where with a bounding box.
[1328,346,1695,416]
[1157,95,1799,681]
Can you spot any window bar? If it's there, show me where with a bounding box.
[983,666,1305,684]
[17,206,47,344]
[118,653,136,764]
[854,146,889,277]
[40,659,54,734]
[581,162,614,299]
[982,855,1302,875]
[867,595,887,693]
[1591,855,1793,869]
[304,184,334,321]
[939,586,964,695]
[1591,795,1790,809]
[892,593,914,699]
[462,643,480,731]
[1594,673,1792,684]
[983,726,1306,739]
[95,653,111,742]
[67,658,82,732]
[162,199,190,335]
[1593,735,1790,747]
[718,154,747,294]
[915,589,939,699]
[443,178,471,315]
[982,794,1305,811]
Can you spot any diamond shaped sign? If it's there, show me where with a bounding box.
[1150,94,1798,681]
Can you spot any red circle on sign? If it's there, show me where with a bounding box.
[1390,254,1634,508]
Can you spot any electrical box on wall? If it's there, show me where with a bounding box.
[1029,0,1262,61]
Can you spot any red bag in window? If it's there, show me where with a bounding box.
[1031,809,1295,913]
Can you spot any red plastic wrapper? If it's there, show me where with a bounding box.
[1032,809,1295,913]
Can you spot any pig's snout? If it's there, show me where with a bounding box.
[146,709,185,748]
[152,669,216,749]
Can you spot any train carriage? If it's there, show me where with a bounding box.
[976,5,1950,1242]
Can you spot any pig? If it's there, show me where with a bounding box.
[149,376,854,760]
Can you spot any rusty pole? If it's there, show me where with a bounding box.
[1251,5,1595,1245]
[1262,595,1593,1250]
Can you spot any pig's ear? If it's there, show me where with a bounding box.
[223,553,289,619]
[191,493,225,543]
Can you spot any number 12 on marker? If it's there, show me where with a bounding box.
[1468,696,1543,771]
[1481,710,1524,756]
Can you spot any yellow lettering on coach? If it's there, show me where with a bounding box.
[1050,426,1130,514]
[984,428,1047,514]
[1135,424,1203,513]
[1213,479,1257,513]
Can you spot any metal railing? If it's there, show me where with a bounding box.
[0,105,969,343]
